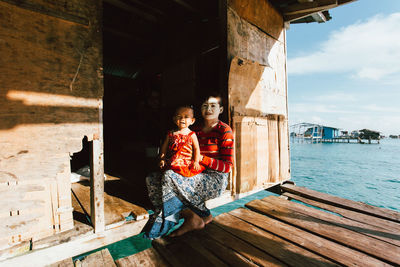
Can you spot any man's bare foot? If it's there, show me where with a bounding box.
[169,209,204,237]
[202,214,213,225]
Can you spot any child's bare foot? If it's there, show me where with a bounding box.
[202,214,213,225]
[169,210,204,237]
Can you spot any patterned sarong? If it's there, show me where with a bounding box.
[144,169,228,239]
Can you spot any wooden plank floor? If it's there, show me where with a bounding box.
[71,178,149,229]
[115,185,400,267]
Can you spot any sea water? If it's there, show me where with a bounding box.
[290,138,400,212]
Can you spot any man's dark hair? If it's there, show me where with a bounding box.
[199,91,225,107]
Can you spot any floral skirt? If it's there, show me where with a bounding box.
[144,169,228,239]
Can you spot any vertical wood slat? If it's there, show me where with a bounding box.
[90,137,105,233]
[278,115,290,181]
[255,117,269,188]
[234,116,257,194]
[90,104,105,233]
[267,115,279,183]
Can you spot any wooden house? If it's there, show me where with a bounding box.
[0,0,356,265]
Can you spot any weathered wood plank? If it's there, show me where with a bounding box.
[281,184,400,223]
[1,0,89,25]
[0,241,30,262]
[71,182,148,227]
[283,192,400,234]
[213,213,338,266]
[152,237,227,267]
[115,248,169,267]
[200,223,286,267]
[0,0,102,248]
[268,115,280,183]
[268,195,400,247]
[47,257,74,267]
[0,219,147,266]
[246,197,400,266]
[90,138,105,233]
[278,116,290,181]
[255,117,269,188]
[192,233,258,267]
[227,0,284,41]
[229,208,391,267]
[228,57,287,117]
[32,221,92,250]
[233,116,257,193]
[76,248,116,267]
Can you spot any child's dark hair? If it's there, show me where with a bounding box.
[174,105,194,117]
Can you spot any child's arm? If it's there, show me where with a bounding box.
[159,134,169,169]
[191,133,202,171]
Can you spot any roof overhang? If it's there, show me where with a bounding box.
[270,0,357,24]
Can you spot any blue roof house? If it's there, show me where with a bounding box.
[322,126,340,139]
[304,125,339,139]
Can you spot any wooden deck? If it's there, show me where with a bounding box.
[113,184,400,267]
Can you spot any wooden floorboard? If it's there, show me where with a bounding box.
[122,186,400,266]
[281,184,400,223]
[75,248,116,267]
[5,184,399,266]
[229,207,390,267]
[264,195,400,247]
[246,197,400,266]
[213,212,338,266]
[152,237,227,267]
[199,223,286,267]
[283,192,400,235]
[190,232,259,267]
[47,257,74,267]
[115,248,170,267]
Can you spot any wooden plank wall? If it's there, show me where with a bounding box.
[0,0,103,249]
[227,0,290,194]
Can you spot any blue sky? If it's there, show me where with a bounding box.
[287,0,400,135]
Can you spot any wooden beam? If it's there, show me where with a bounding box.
[284,9,330,23]
[0,0,89,25]
[311,11,328,22]
[171,0,199,14]
[0,219,148,266]
[282,0,337,16]
[126,0,165,16]
[103,0,158,23]
[90,137,105,233]
[90,104,105,233]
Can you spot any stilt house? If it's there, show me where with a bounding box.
[0,0,355,264]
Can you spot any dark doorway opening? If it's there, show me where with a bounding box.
[102,0,225,208]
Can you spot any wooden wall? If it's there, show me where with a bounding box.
[226,0,290,195]
[0,0,103,249]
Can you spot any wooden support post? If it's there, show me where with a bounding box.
[90,138,105,233]
[90,103,105,233]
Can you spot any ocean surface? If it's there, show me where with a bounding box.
[290,138,400,212]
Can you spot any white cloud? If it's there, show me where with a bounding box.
[288,13,400,81]
[290,103,359,114]
[363,104,400,113]
[311,93,357,102]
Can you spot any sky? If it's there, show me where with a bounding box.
[286,0,400,136]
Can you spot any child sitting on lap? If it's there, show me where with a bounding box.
[159,105,205,177]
